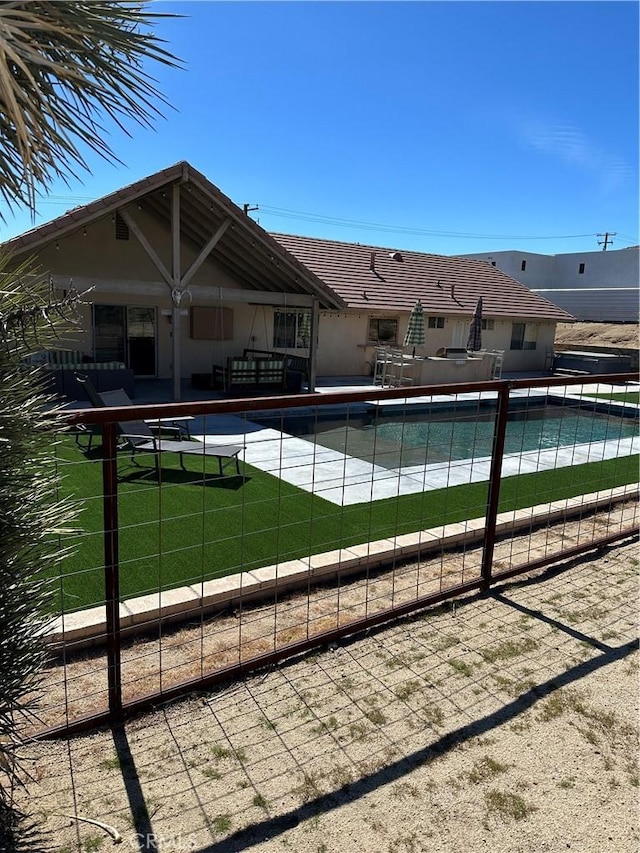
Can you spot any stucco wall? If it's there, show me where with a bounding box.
[36,210,237,287]
[62,289,282,380]
[316,313,556,376]
[47,294,556,381]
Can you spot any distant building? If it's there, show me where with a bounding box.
[457,247,639,322]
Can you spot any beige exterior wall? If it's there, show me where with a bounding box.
[36,211,238,287]
[33,210,282,379]
[56,285,282,379]
[59,297,557,379]
[316,312,556,376]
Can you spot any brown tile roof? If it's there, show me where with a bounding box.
[271,233,574,321]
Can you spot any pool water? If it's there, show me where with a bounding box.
[292,406,638,470]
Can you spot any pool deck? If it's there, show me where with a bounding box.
[64,374,637,506]
[188,377,639,507]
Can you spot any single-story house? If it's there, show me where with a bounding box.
[1,161,573,397]
[271,233,573,377]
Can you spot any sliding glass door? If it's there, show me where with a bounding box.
[126,307,156,375]
[93,305,156,376]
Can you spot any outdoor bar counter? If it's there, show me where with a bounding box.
[413,355,490,385]
[385,353,492,387]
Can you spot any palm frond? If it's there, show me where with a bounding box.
[0,1,182,214]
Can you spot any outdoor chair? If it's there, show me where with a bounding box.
[75,373,193,438]
[75,375,243,476]
[373,346,391,386]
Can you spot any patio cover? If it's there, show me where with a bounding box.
[2,161,345,399]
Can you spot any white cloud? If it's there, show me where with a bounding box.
[517,118,635,191]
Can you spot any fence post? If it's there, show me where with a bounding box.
[481,383,511,591]
[102,420,122,719]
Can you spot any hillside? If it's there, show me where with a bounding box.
[554,322,639,350]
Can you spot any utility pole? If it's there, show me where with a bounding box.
[597,231,616,251]
[243,203,259,216]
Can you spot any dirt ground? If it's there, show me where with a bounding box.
[14,532,639,853]
[29,500,639,733]
[554,322,639,350]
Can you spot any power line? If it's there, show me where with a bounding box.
[37,194,95,203]
[257,204,597,242]
[33,193,627,247]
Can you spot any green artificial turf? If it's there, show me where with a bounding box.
[51,439,639,612]
[588,391,640,405]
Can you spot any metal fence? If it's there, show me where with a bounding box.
[35,373,639,738]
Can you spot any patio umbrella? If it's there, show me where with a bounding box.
[466,297,483,352]
[403,300,425,356]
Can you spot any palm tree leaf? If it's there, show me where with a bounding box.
[0,1,182,214]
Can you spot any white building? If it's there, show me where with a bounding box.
[457,247,639,322]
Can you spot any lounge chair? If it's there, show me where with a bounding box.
[76,375,243,476]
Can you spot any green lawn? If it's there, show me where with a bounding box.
[51,439,639,612]
[588,391,640,405]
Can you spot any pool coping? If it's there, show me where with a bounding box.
[43,483,638,652]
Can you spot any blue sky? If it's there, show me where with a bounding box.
[3,1,638,256]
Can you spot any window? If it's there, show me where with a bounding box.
[481,319,494,331]
[367,317,398,344]
[115,212,130,241]
[491,261,497,266]
[510,322,537,351]
[427,316,445,329]
[93,304,156,374]
[579,262,585,274]
[273,310,311,349]
[521,260,527,271]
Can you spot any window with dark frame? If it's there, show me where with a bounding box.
[427,316,445,329]
[481,318,494,331]
[273,310,311,349]
[579,262,585,274]
[521,260,527,271]
[367,317,398,344]
[510,322,537,351]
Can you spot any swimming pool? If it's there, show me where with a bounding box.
[254,400,638,470]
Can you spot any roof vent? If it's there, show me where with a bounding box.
[389,251,403,262]
[369,251,376,271]
[115,212,129,241]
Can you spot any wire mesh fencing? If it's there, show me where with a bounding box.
[33,373,638,736]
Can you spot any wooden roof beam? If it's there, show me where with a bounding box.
[119,207,173,288]
[181,218,232,289]
[142,195,278,292]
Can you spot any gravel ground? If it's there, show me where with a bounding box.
[14,534,639,853]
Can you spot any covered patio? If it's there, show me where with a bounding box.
[3,161,345,401]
